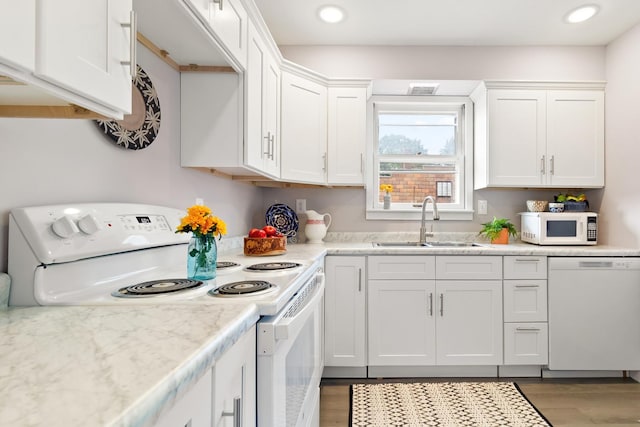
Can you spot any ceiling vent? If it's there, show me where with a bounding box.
[408,83,439,95]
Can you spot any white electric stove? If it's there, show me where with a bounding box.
[7,202,316,315]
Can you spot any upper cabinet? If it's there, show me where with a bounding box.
[280,67,369,186]
[327,85,367,185]
[472,81,605,189]
[280,69,328,184]
[245,20,280,178]
[0,0,134,119]
[182,0,248,69]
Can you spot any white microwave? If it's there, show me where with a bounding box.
[519,212,598,245]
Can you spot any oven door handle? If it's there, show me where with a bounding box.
[274,272,325,341]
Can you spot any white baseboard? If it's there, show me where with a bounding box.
[368,365,498,378]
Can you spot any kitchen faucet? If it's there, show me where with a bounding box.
[419,196,440,244]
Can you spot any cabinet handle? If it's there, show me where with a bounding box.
[516,327,541,331]
[540,155,545,175]
[120,10,137,78]
[550,155,555,175]
[439,293,444,316]
[222,397,241,427]
[428,292,433,316]
[322,152,327,171]
[213,0,223,11]
[358,268,362,292]
[263,132,274,159]
[514,284,540,288]
[514,258,540,263]
[360,153,364,173]
[270,134,275,160]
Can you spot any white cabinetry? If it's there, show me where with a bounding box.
[0,1,35,72]
[154,369,212,427]
[0,0,133,119]
[472,81,605,189]
[324,256,366,377]
[213,325,256,427]
[245,20,280,178]
[183,0,247,69]
[327,86,367,185]
[368,256,503,371]
[280,70,328,184]
[503,256,548,366]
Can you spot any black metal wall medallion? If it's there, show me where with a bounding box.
[94,65,161,150]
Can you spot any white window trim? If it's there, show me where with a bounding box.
[365,95,474,221]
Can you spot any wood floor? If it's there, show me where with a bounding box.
[320,378,640,426]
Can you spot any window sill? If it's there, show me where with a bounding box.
[366,209,475,221]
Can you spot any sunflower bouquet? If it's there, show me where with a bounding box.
[379,184,393,195]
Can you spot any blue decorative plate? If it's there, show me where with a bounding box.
[265,204,299,242]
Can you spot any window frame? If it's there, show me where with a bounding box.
[365,95,474,221]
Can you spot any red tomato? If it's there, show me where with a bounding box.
[262,225,278,237]
[249,228,267,238]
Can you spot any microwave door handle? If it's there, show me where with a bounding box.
[274,273,325,341]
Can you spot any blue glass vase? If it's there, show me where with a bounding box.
[187,234,217,280]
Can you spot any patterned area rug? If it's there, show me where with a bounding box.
[350,382,552,427]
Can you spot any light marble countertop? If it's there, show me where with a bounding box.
[1,235,637,427]
[0,303,259,427]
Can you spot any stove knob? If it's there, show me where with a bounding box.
[51,215,80,238]
[78,214,102,235]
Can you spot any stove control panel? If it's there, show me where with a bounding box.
[9,203,190,264]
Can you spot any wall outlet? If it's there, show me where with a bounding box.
[195,198,204,206]
[477,200,488,215]
[295,199,306,214]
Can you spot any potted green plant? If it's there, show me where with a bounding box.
[478,217,518,244]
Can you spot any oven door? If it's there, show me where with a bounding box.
[257,268,325,427]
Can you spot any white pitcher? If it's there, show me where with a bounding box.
[304,210,332,243]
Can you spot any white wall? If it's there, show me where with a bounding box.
[273,45,607,238]
[0,45,263,272]
[280,45,606,80]
[600,23,640,247]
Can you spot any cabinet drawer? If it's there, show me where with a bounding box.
[368,256,435,280]
[435,256,502,280]
[503,280,547,322]
[504,322,548,365]
[504,256,547,279]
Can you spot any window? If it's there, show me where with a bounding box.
[366,96,474,220]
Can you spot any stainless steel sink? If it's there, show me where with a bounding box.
[373,241,427,247]
[373,241,487,248]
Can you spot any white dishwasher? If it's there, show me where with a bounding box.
[548,257,640,371]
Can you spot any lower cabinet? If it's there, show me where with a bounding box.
[367,256,503,368]
[502,256,548,366]
[213,325,257,427]
[154,325,256,427]
[368,279,503,366]
[324,256,366,376]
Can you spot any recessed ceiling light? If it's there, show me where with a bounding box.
[565,4,600,23]
[318,5,345,24]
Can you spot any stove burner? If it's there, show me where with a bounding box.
[246,262,301,271]
[209,280,276,297]
[217,261,241,269]
[113,279,203,297]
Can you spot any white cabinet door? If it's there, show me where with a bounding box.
[504,323,548,365]
[209,0,247,68]
[487,90,546,187]
[213,326,256,427]
[436,280,503,365]
[35,0,133,114]
[280,71,328,184]
[154,369,212,427]
[546,90,604,187]
[0,0,35,72]
[245,22,279,178]
[324,256,366,367]
[503,280,547,323]
[327,86,366,185]
[368,279,436,366]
